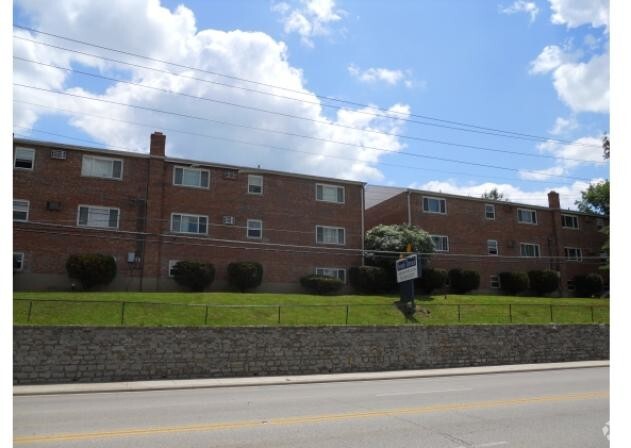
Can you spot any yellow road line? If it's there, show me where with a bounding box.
[14,390,608,445]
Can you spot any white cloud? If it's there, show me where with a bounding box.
[548,0,609,30]
[536,136,605,168]
[500,1,540,23]
[549,116,578,135]
[347,64,418,88]
[272,0,344,47]
[13,0,409,183]
[528,45,574,74]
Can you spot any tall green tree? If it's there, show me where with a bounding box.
[481,188,504,200]
[575,180,609,215]
[602,134,610,160]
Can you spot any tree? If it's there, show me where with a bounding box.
[481,188,504,200]
[602,134,610,160]
[575,180,609,216]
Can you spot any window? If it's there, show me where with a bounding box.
[490,275,500,289]
[561,214,579,229]
[517,208,537,224]
[431,235,449,252]
[423,196,446,214]
[14,147,35,170]
[316,225,345,245]
[13,252,24,271]
[315,267,346,283]
[248,175,263,195]
[487,239,498,256]
[81,155,123,180]
[520,243,540,257]
[173,166,209,188]
[168,260,180,278]
[222,215,235,225]
[316,184,345,204]
[484,204,496,220]
[247,219,263,239]
[565,247,583,262]
[171,213,208,234]
[77,205,119,229]
[13,200,29,222]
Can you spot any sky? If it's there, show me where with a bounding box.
[11,0,610,209]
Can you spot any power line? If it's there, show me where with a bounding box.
[12,27,603,149]
[13,83,595,183]
[13,55,604,166]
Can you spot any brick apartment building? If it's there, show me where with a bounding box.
[13,133,365,291]
[364,187,608,295]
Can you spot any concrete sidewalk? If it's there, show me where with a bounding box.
[13,360,609,396]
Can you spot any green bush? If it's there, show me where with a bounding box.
[447,269,480,294]
[499,271,529,295]
[574,273,604,297]
[227,262,263,292]
[300,275,344,295]
[416,268,448,294]
[66,254,117,290]
[528,270,559,296]
[349,266,389,294]
[172,261,215,291]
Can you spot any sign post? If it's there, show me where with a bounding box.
[396,253,420,314]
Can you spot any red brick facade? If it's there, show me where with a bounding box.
[365,189,608,295]
[13,133,364,291]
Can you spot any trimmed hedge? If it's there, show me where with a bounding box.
[528,270,559,296]
[349,266,389,294]
[499,271,529,295]
[300,275,344,295]
[172,261,215,291]
[574,273,604,297]
[227,262,263,292]
[447,269,480,294]
[66,254,117,290]
[416,268,448,294]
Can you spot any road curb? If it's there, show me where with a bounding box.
[13,360,609,396]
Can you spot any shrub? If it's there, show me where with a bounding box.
[349,266,389,294]
[499,271,529,295]
[227,262,263,292]
[416,268,448,294]
[65,254,117,290]
[172,261,215,291]
[447,269,480,294]
[528,270,559,296]
[574,273,603,297]
[300,275,344,295]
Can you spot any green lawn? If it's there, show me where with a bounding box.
[13,292,609,327]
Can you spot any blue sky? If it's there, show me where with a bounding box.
[12,0,610,208]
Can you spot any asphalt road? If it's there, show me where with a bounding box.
[14,366,609,447]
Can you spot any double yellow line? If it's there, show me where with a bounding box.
[14,390,608,445]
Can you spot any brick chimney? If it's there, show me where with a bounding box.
[548,191,560,209]
[150,132,166,157]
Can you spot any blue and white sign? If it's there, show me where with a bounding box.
[396,254,419,283]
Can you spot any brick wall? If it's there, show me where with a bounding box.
[14,325,609,384]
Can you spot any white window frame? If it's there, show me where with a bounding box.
[422,196,447,214]
[168,260,180,278]
[246,219,263,240]
[14,252,24,272]
[77,205,120,229]
[490,275,500,289]
[315,225,346,246]
[14,147,35,171]
[517,208,537,225]
[430,234,449,252]
[315,183,345,204]
[564,247,583,262]
[484,204,496,220]
[173,166,210,189]
[561,214,579,230]
[170,213,208,235]
[13,199,30,222]
[315,267,347,283]
[487,239,498,256]
[520,243,541,258]
[81,154,123,180]
[248,174,263,195]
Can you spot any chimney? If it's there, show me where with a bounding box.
[150,132,166,157]
[548,191,560,209]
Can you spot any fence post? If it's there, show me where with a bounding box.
[457,304,461,322]
[278,305,281,324]
[27,300,33,323]
[204,305,209,325]
[508,304,513,323]
[549,304,553,323]
[120,302,126,326]
[345,305,349,325]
